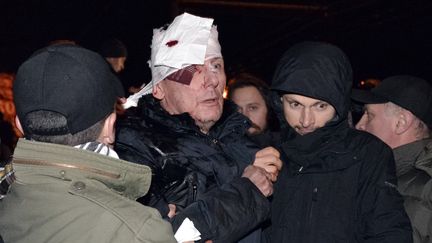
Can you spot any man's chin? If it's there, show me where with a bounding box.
[247,128,263,136]
[197,109,222,120]
[195,120,216,134]
[193,115,220,131]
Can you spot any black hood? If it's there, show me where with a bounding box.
[271,41,353,121]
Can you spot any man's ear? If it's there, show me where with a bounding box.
[395,109,415,135]
[15,116,24,135]
[152,82,165,100]
[98,112,117,146]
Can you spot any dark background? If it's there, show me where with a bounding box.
[1,0,431,89]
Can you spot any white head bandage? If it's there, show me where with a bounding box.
[123,12,222,109]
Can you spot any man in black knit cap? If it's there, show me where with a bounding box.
[99,38,128,73]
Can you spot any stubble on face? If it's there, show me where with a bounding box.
[157,58,226,133]
[231,86,268,135]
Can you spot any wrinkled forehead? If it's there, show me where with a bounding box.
[364,102,388,112]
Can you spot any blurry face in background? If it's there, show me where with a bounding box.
[106,57,126,73]
[282,94,336,135]
[231,86,268,135]
[155,57,226,133]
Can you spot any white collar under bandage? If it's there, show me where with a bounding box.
[123,12,222,109]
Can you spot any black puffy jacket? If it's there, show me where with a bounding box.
[115,95,270,242]
[267,42,412,243]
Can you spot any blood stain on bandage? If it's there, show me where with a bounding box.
[166,40,178,47]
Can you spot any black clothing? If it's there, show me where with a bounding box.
[248,130,280,148]
[267,42,412,243]
[115,95,270,242]
[271,124,412,243]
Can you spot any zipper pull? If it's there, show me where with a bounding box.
[312,187,318,201]
[192,184,197,202]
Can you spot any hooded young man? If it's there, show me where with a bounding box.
[266,41,412,242]
[116,13,281,243]
[0,44,175,243]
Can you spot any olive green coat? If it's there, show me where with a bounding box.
[395,138,432,243]
[0,139,176,243]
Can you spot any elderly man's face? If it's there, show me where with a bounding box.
[155,57,226,133]
[355,103,396,147]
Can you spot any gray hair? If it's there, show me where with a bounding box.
[384,102,429,139]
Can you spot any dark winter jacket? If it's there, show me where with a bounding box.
[267,42,412,243]
[248,130,280,149]
[115,95,270,242]
[394,138,432,243]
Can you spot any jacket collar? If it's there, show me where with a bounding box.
[13,138,152,200]
[280,120,360,173]
[393,138,432,176]
[137,95,250,139]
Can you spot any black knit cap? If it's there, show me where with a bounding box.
[352,75,432,126]
[14,44,124,135]
[99,38,128,58]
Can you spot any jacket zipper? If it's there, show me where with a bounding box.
[186,173,198,203]
[192,184,197,202]
[13,158,120,179]
[308,187,318,227]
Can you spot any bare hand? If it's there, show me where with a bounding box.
[167,203,176,218]
[128,86,142,94]
[253,146,282,182]
[242,165,273,197]
[116,97,127,115]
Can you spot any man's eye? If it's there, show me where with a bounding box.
[211,63,222,70]
[248,106,258,111]
[289,102,300,108]
[316,103,328,110]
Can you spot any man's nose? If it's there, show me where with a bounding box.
[355,114,367,130]
[203,71,219,87]
[300,109,314,128]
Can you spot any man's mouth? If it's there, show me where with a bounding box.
[296,127,315,135]
[201,97,219,104]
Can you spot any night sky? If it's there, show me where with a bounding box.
[1,0,432,89]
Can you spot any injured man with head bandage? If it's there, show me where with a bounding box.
[115,12,282,243]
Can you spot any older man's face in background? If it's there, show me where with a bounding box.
[156,57,226,132]
[355,103,396,147]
